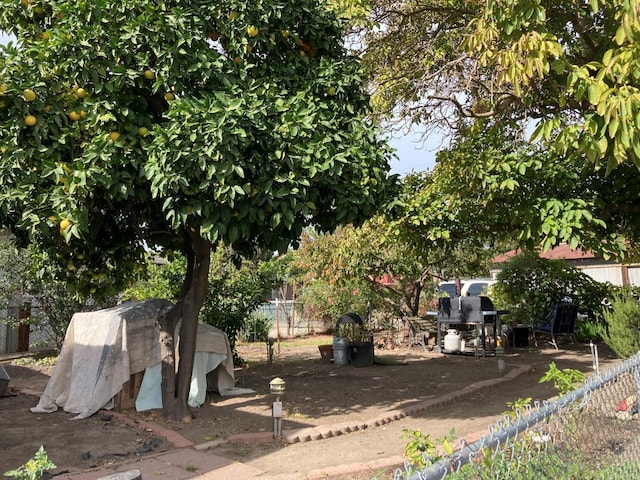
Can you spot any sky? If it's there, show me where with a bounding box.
[0,32,440,176]
[388,130,441,175]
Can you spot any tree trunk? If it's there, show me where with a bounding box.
[158,224,211,422]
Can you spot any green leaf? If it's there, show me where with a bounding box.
[587,83,605,105]
[615,25,627,45]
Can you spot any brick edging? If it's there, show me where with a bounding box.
[277,364,531,444]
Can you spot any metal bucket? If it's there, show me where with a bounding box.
[333,336,349,365]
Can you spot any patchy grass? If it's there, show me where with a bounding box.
[12,355,58,367]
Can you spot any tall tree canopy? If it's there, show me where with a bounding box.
[0,0,397,420]
[362,0,640,258]
[364,0,640,170]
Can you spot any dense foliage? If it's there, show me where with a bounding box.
[601,289,640,358]
[0,0,397,419]
[199,246,273,363]
[492,251,611,325]
[364,0,640,260]
[400,126,638,258]
[291,217,496,319]
[365,0,640,171]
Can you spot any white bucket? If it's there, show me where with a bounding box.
[444,329,461,352]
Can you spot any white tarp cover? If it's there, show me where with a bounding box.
[31,299,244,419]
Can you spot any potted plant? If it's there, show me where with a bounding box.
[342,324,374,367]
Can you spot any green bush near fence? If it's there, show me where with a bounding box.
[600,289,640,359]
[491,251,610,325]
[242,314,273,343]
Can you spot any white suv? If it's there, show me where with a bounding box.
[439,278,496,297]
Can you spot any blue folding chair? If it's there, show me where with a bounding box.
[533,302,578,349]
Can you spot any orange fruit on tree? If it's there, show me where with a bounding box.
[108,131,120,141]
[23,89,36,102]
[247,25,259,37]
[24,114,37,126]
[75,87,89,99]
[138,127,149,136]
[68,111,81,121]
[144,69,155,80]
[164,92,175,101]
[59,219,72,231]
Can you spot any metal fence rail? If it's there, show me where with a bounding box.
[393,352,640,479]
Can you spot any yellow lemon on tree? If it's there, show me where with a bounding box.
[23,89,37,102]
[80,110,87,118]
[24,114,37,126]
[0,84,7,95]
[144,69,155,80]
[138,126,149,136]
[247,25,259,37]
[164,92,175,101]
[108,131,120,141]
[75,87,89,99]
[68,111,81,121]
[59,219,72,231]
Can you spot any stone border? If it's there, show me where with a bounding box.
[194,363,531,450]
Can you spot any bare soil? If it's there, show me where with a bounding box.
[0,336,621,479]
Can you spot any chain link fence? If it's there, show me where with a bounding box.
[391,351,640,479]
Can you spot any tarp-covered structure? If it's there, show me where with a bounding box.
[32,299,248,419]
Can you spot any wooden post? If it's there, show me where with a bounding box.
[17,303,31,352]
[275,298,281,354]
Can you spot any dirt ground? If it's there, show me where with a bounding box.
[0,335,622,479]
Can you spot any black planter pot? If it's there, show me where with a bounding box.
[348,341,374,367]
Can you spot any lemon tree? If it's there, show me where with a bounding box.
[0,0,397,421]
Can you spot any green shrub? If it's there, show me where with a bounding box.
[600,289,640,358]
[492,251,611,325]
[4,446,55,480]
[539,362,585,396]
[242,314,273,342]
[402,428,455,469]
[575,318,602,342]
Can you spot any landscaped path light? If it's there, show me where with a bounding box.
[270,377,286,438]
